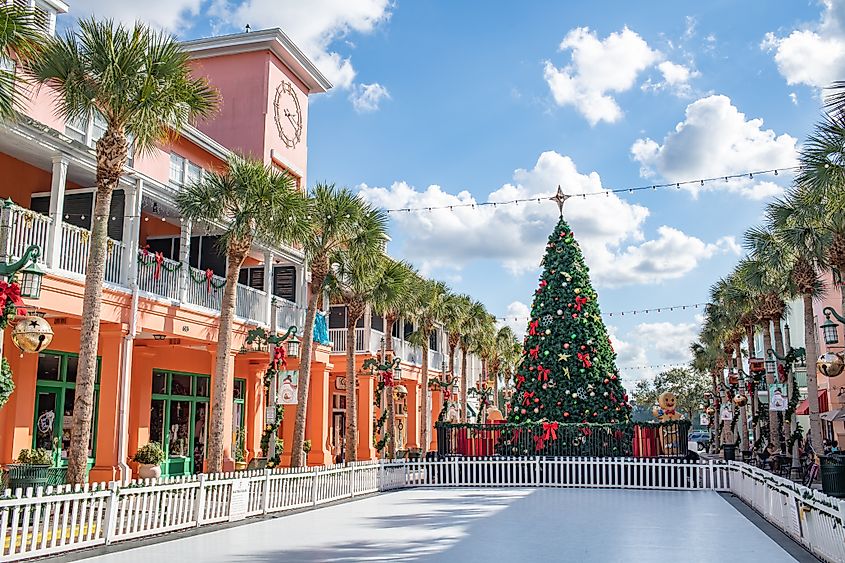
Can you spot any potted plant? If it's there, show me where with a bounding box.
[303,439,312,454]
[132,442,166,479]
[6,448,51,490]
[234,429,247,471]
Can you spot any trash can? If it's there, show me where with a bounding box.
[820,455,845,498]
[722,444,737,461]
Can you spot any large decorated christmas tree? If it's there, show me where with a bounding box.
[509,213,631,426]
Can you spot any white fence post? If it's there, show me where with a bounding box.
[350,466,356,499]
[311,468,319,506]
[103,482,120,545]
[262,469,271,515]
[195,474,208,527]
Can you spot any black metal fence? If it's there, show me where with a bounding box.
[434,420,690,459]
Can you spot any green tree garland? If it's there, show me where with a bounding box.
[188,268,227,289]
[0,358,13,409]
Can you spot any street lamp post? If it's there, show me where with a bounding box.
[363,354,401,458]
[0,244,45,360]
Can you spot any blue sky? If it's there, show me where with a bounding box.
[68,0,840,386]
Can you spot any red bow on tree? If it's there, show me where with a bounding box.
[522,391,535,406]
[0,281,25,315]
[539,279,548,288]
[529,346,539,359]
[574,296,589,311]
[577,352,592,368]
[542,421,559,442]
[272,345,287,370]
[580,426,592,437]
[153,251,164,281]
[205,269,214,294]
[515,374,525,389]
[528,319,539,336]
[536,364,550,382]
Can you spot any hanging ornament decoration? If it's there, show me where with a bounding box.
[11,315,54,353]
[818,352,845,378]
[733,394,748,407]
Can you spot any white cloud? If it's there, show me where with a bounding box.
[789,92,799,105]
[544,26,699,124]
[349,82,391,112]
[62,0,202,32]
[543,27,660,125]
[762,0,845,89]
[631,94,797,199]
[501,301,531,339]
[359,151,733,287]
[228,0,391,90]
[611,320,700,389]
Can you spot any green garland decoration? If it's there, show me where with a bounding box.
[0,296,16,331]
[137,254,182,272]
[0,358,13,409]
[260,403,285,467]
[188,268,227,289]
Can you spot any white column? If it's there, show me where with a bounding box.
[263,249,274,327]
[46,155,69,269]
[122,178,143,286]
[295,263,306,305]
[177,219,192,302]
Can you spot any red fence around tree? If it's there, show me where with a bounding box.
[434,421,690,458]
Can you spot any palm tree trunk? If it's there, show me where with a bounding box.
[290,267,326,467]
[461,348,468,422]
[762,321,780,448]
[420,336,431,454]
[711,369,721,453]
[447,341,457,413]
[66,184,114,484]
[804,294,824,452]
[736,347,749,452]
[385,316,396,459]
[746,324,758,447]
[207,248,247,473]
[773,317,788,450]
[345,304,364,463]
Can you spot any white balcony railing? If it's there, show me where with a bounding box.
[7,205,50,261]
[59,222,123,284]
[275,297,304,331]
[328,327,366,353]
[185,265,225,311]
[236,284,268,325]
[135,249,181,301]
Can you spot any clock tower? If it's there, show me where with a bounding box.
[182,29,332,190]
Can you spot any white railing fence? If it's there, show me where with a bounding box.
[328,327,367,354]
[57,222,123,284]
[6,206,50,262]
[275,298,304,331]
[185,266,225,311]
[235,284,268,325]
[3,458,840,562]
[726,461,845,563]
[136,250,181,301]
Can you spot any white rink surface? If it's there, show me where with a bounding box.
[81,488,797,562]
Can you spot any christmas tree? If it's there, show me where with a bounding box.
[509,214,631,426]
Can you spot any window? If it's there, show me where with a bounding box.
[33,351,100,464]
[150,370,210,477]
[169,153,204,187]
[232,378,246,456]
[65,111,135,164]
[237,265,297,302]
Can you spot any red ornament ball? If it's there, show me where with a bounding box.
[580,345,586,350]
[564,343,570,349]
[563,411,570,417]
[611,375,617,381]
[534,397,540,403]
[603,378,609,384]
[521,408,526,414]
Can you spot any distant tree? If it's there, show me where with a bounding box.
[632,368,709,422]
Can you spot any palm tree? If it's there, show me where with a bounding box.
[492,326,521,399]
[443,292,470,404]
[407,279,449,453]
[370,261,417,459]
[458,299,486,421]
[176,156,307,472]
[757,195,830,453]
[327,254,412,461]
[290,184,387,466]
[29,19,217,483]
[0,3,43,119]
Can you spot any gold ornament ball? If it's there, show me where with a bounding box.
[733,394,748,407]
[11,315,54,353]
[818,352,845,378]
[705,406,716,416]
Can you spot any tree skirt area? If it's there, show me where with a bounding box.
[80,488,797,562]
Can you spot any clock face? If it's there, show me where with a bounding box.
[273,81,302,148]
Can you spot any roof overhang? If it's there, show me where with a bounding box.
[39,0,69,13]
[181,29,332,94]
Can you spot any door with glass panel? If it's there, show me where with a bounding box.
[150,370,210,476]
[33,351,100,467]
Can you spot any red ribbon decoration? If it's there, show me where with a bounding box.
[515,374,525,389]
[272,345,287,370]
[142,244,150,257]
[205,269,214,293]
[536,364,550,382]
[528,319,539,336]
[154,251,164,281]
[580,426,592,437]
[577,352,592,368]
[522,391,535,406]
[574,295,589,311]
[0,281,25,316]
[543,421,558,441]
[381,369,395,387]
[528,346,539,359]
[443,388,452,401]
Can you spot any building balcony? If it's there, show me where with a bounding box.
[4,202,305,330]
[326,327,445,370]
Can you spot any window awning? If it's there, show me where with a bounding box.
[796,390,829,415]
[821,408,845,422]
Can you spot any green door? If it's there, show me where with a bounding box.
[150,370,209,477]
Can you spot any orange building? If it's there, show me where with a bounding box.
[0,10,457,483]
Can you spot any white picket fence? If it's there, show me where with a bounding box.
[2,458,843,561]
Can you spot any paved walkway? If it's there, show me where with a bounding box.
[78,488,799,562]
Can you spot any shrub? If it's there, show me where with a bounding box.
[16,448,52,465]
[132,442,166,465]
[303,439,312,453]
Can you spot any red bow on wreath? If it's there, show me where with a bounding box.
[153,251,164,281]
[272,345,287,370]
[577,352,592,368]
[443,388,452,401]
[574,296,589,311]
[0,281,25,316]
[536,364,550,382]
[528,319,539,336]
[522,391,535,406]
[380,369,395,387]
[205,269,214,294]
